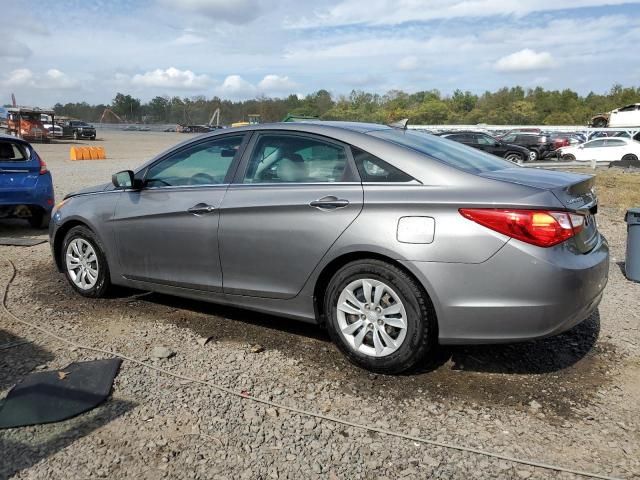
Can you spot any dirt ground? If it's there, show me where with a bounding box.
[1,131,639,479]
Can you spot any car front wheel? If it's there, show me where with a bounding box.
[562,154,576,161]
[324,259,436,374]
[528,150,539,162]
[61,225,112,297]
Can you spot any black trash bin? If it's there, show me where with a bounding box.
[625,208,640,282]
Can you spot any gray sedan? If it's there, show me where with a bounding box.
[49,122,608,373]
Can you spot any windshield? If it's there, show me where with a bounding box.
[370,129,518,173]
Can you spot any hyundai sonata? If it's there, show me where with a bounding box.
[49,122,608,373]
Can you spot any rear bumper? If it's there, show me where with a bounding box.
[403,234,609,344]
[0,176,55,213]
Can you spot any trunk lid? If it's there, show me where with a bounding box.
[0,140,39,194]
[479,168,599,253]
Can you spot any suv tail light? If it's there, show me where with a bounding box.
[459,209,584,247]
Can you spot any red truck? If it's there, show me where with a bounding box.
[5,107,52,142]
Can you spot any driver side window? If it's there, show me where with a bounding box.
[146,135,244,187]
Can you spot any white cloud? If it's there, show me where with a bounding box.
[44,69,78,88]
[297,0,636,27]
[494,49,554,72]
[1,68,78,89]
[159,0,262,24]
[257,74,297,93]
[129,67,210,88]
[173,32,206,46]
[398,56,419,71]
[214,74,298,99]
[1,69,34,87]
[216,75,257,98]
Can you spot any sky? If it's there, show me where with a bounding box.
[1,0,639,107]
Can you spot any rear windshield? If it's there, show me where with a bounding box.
[0,141,29,162]
[369,129,517,173]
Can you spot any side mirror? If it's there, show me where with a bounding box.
[112,170,135,189]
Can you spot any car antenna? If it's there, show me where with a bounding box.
[388,118,409,130]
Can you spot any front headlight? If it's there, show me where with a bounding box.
[52,198,68,214]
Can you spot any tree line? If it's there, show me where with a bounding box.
[49,85,640,126]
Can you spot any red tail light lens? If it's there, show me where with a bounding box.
[459,209,584,247]
[39,157,48,175]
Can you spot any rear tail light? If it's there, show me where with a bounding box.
[459,209,585,247]
[38,157,48,175]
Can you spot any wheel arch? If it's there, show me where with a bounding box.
[52,219,94,271]
[312,251,439,328]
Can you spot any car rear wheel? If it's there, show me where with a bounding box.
[27,209,51,229]
[504,152,525,163]
[562,154,576,161]
[62,225,112,298]
[622,154,638,162]
[324,259,436,374]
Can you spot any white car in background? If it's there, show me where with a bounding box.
[43,123,63,137]
[608,104,640,127]
[558,137,640,162]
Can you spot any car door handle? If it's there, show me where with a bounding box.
[187,203,216,215]
[309,196,350,210]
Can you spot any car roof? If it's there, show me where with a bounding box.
[0,133,30,145]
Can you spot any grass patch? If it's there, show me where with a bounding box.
[572,168,640,214]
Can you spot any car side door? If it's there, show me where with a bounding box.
[218,131,363,299]
[579,139,606,160]
[602,138,627,159]
[474,133,502,156]
[111,133,248,291]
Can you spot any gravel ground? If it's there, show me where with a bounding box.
[1,131,639,479]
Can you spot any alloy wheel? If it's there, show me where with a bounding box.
[65,238,99,290]
[336,278,408,357]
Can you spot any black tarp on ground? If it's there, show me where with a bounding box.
[0,237,47,246]
[0,358,122,428]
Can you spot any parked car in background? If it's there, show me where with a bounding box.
[498,132,552,161]
[558,137,640,162]
[63,120,96,140]
[0,134,54,228]
[591,104,640,128]
[437,131,530,162]
[43,123,64,138]
[49,122,608,373]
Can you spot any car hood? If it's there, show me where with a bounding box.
[65,182,111,199]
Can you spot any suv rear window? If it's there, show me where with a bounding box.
[0,141,29,162]
[369,130,516,174]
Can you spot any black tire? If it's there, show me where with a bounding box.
[90,136,96,141]
[504,152,525,163]
[61,225,112,298]
[592,117,608,128]
[622,154,638,162]
[528,149,539,162]
[562,154,576,161]
[324,259,436,374]
[73,131,79,140]
[27,209,51,229]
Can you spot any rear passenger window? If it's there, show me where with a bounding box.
[0,141,28,162]
[351,147,414,183]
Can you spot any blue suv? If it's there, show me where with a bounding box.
[0,134,54,228]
